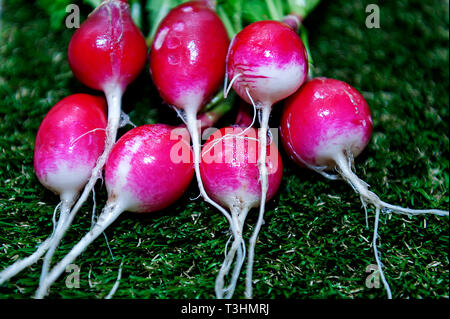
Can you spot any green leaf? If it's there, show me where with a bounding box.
[217,0,243,36]
[146,0,177,42]
[83,0,101,9]
[242,0,271,24]
[36,0,73,31]
[129,0,143,29]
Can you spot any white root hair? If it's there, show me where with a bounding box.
[332,150,448,298]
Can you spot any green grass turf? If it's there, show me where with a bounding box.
[0,0,448,299]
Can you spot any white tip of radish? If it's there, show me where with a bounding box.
[237,62,306,107]
[176,91,205,114]
[314,128,367,166]
[41,163,92,198]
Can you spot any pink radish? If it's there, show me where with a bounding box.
[35,124,194,298]
[279,77,449,298]
[66,0,147,237]
[201,126,283,298]
[225,20,308,297]
[0,94,107,285]
[149,2,231,235]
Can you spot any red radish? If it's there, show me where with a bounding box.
[66,0,147,234]
[225,20,308,298]
[280,77,449,298]
[149,1,231,233]
[0,94,107,285]
[35,124,194,298]
[201,126,283,298]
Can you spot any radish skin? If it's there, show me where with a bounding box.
[280,77,449,298]
[225,20,308,298]
[0,94,107,285]
[201,126,283,298]
[35,124,194,298]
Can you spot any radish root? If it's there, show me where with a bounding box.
[34,201,123,298]
[245,104,271,299]
[38,198,74,286]
[333,151,449,218]
[332,150,448,298]
[0,197,74,285]
[215,205,249,299]
[105,259,124,299]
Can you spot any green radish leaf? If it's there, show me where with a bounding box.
[242,0,271,24]
[83,0,101,9]
[217,0,243,35]
[36,0,73,31]
[146,0,182,42]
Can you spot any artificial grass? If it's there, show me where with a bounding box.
[0,0,448,299]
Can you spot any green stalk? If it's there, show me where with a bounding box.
[232,0,243,35]
[265,0,282,21]
[299,25,315,78]
[146,0,173,44]
[217,5,236,39]
[129,0,143,29]
[273,0,284,19]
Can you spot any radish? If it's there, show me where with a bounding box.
[225,20,308,297]
[149,2,231,231]
[0,94,107,285]
[279,77,449,298]
[34,124,194,298]
[66,0,147,238]
[201,126,283,298]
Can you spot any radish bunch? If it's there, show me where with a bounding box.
[1,0,153,296]
[2,0,447,300]
[149,3,309,298]
[35,0,147,289]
